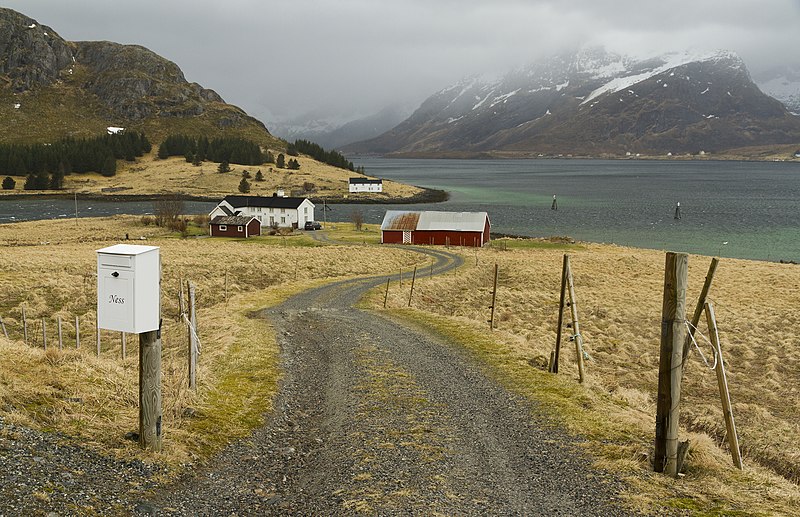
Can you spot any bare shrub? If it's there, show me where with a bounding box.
[153,197,185,229]
[140,215,154,226]
[351,209,364,231]
[193,214,210,228]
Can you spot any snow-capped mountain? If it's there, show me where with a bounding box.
[345,47,800,156]
[754,65,800,114]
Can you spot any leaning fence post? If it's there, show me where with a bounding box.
[565,256,585,382]
[383,278,390,308]
[705,301,743,470]
[0,315,8,339]
[408,266,417,307]
[654,252,688,477]
[489,263,499,329]
[552,254,569,373]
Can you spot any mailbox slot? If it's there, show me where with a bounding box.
[99,254,133,269]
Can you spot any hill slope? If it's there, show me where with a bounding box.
[0,7,280,148]
[345,48,800,157]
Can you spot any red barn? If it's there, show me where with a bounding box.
[380,210,490,247]
[209,215,261,238]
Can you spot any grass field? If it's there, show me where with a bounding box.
[2,217,799,514]
[0,151,423,201]
[0,216,423,468]
[371,238,800,515]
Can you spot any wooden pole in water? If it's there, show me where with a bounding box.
[705,301,743,470]
[655,252,688,477]
[682,257,719,374]
[139,327,162,452]
[565,256,586,383]
[75,315,80,349]
[408,266,417,307]
[489,263,499,330]
[188,281,198,391]
[552,254,569,374]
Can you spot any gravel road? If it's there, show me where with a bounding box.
[1,245,636,515]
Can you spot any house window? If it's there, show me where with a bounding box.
[281,208,286,214]
[281,217,286,224]
[304,207,308,214]
[238,226,243,232]
[219,225,227,231]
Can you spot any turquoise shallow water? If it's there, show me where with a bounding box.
[342,158,800,261]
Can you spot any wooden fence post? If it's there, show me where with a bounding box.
[682,257,719,374]
[565,256,586,383]
[188,281,198,391]
[58,316,63,350]
[75,315,80,349]
[552,254,569,373]
[0,315,7,339]
[654,252,688,477]
[399,267,402,288]
[121,332,126,359]
[705,301,743,469]
[489,263,499,330]
[408,266,417,307]
[22,307,28,345]
[383,277,390,309]
[139,328,162,452]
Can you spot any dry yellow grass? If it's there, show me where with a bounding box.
[373,239,800,515]
[0,215,421,469]
[0,151,423,200]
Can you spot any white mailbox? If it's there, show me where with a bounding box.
[96,244,160,333]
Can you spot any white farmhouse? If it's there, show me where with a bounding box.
[209,193,315,229]
[349,177,383,193]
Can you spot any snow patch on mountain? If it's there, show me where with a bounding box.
[582,50,741,105]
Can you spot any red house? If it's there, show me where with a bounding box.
[380,210,490,247]
[209,215,261,238]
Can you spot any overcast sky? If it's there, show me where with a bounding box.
[5,0,800,127]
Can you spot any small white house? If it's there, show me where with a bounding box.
[349,178,383,193]
[209,193,315,229]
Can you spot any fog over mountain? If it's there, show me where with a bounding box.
[4,0,800,141]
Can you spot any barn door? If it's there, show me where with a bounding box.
[402,231,411,244]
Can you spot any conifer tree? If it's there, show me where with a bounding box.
[255,170,264,182]
[218,161,231,173]
[276,153,285,168]
[238,177,251,193]
[1,176,15,190]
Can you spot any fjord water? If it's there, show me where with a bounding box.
[344,158,800,261]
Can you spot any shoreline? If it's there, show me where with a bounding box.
[0,185,449,204]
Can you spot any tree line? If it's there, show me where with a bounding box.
[288,139,364,173]
[157,135,268,166]
[0,131,151,190]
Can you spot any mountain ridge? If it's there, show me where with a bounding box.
[344,47,800,157]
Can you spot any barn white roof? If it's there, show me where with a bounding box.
[381,210,489,232]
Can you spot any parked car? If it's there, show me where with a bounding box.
[304,221,322,230]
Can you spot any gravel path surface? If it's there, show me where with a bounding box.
[1,244,637,515]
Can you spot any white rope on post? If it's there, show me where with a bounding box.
[684,320,718,370]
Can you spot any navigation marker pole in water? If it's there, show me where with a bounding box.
[551,194,558,211]
[674,202,681,220]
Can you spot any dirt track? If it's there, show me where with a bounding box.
[141,247,633,515]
